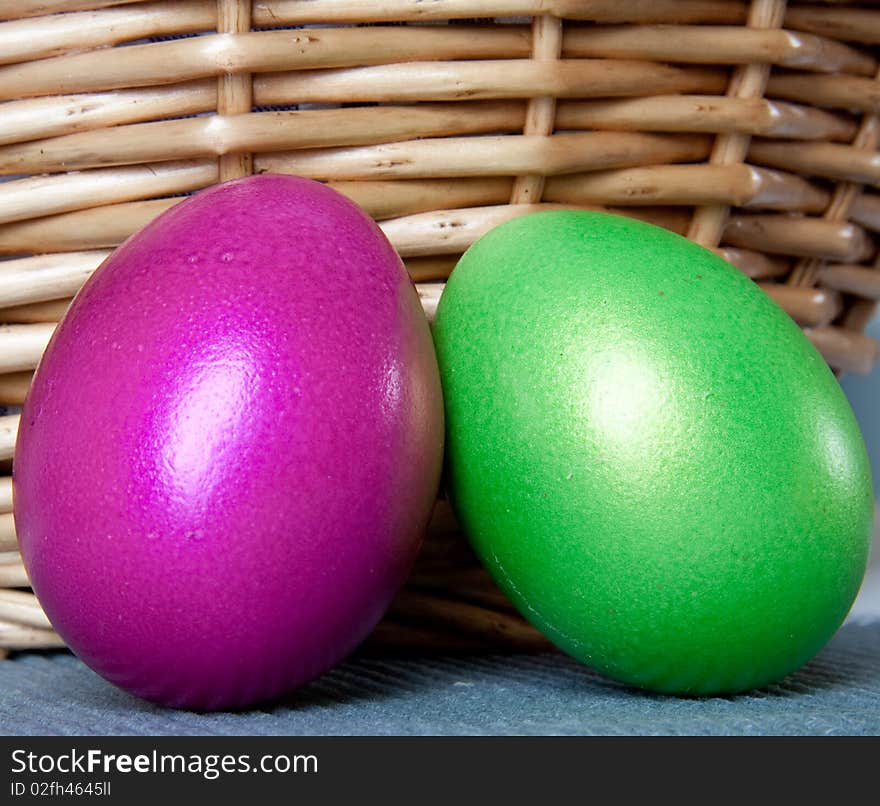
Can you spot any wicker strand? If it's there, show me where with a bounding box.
[217,0,253,181]
[687,0,788,248]
[2,28,755,102]
[0,1,142,21]
[4,0,880,38]
[787,67,880,291]
[0,85,857,153]
[0,556,28,589]
[767,72,880,115]
[0,478,10,513]
[509,14,562,205]
[5,15,877,76]
[0,0,747,26]
[784,66,880,354]
[0,414,20,461]
[0,589,52,629]
[0,371,33,404]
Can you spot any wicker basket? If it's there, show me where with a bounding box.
[1,0,879,659]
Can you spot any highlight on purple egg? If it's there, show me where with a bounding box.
[13,175,444,711]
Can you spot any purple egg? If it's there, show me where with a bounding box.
[14,175,444,710]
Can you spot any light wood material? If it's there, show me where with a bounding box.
[0,372,32,405]
[0,300,71,324]
[417,284,444,325]
[687,0,787,249]
[559,96,855,141]
[785,4,880,46]
[0,90,854,150]
[0,590,51,629]
[544,164,827,211]
[0,34,725,102]
[380,204,581,258]
[724,215,874,262]
[749,141,880,186]
[260,1,750,26]
[760,283,842,326]
[258,132,711,181]
[0,556,28,589]
[254,60,725,105]
[716,247,790,279]
[766,72,880,115]
[0,1,212,66]
[0,512,13,553]
[0,1,748,26]
[0,478,11,514]
[843,295,879,334]
[0,82,218,147]
[806,326,880,374]
[0,0,878,656]
[0,162,215,226]
[785,63,880,344]
[0,415,21,462]
[851,193,880,232]
[0,251,108,308]
[0,1,144,21]
[565,25,876,76]
[510,14,563,205]
[0,621,65,650]
[0,325,55,374]
[0,103,534,173]
[218,0,252,181]
[0,26,537,100]
[818,264,880,299]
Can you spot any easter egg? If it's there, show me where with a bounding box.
[433,211,873,695]
[14,175,444,710]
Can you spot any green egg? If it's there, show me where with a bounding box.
[433,211,873,695]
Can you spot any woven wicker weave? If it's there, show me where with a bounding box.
[1,0,879,657]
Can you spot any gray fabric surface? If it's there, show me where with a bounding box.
[1,620,878,736]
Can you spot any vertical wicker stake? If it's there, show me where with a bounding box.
[217,0,253,182]
[686,0,787,248]
[509,14,563,205]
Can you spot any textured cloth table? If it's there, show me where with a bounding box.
[0,620,878,736]
[3,536,879,736]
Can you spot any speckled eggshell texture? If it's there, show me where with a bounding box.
[432,210,873,696]
[14,174,444,710]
